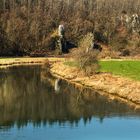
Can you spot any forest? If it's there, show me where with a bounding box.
[0,0,140,56]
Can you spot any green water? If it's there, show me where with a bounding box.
[0,65,140,140]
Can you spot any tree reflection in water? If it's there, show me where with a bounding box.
[0,65,140,130]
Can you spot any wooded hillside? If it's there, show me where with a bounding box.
[0,0,140,56]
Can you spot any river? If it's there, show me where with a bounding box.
[0,65,140,140]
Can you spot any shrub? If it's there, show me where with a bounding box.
[72,33,100,76]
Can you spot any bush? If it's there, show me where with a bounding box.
[72,33,100,76]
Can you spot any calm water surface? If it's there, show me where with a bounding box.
[0,65,140,140]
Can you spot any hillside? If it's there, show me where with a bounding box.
[0,0,140,57]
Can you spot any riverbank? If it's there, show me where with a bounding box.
[0,57,64,68]
[64,60,140,81]
[50,60,140,107]
[0,57,140,108]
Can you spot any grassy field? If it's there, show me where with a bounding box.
[64,60,140,81]
[99,60,140,81]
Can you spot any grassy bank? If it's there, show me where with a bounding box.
[0,57,139,81]
[52,60,140,106]
[0,57,64,68]
[64,60,140,81]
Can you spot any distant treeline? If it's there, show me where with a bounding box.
[0,0,140,56]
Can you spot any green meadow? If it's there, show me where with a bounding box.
[99,60,140,81]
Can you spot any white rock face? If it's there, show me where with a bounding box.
[58,25,65,37]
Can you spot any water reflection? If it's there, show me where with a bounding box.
[0,65,140,130]
[54,79,61,93]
